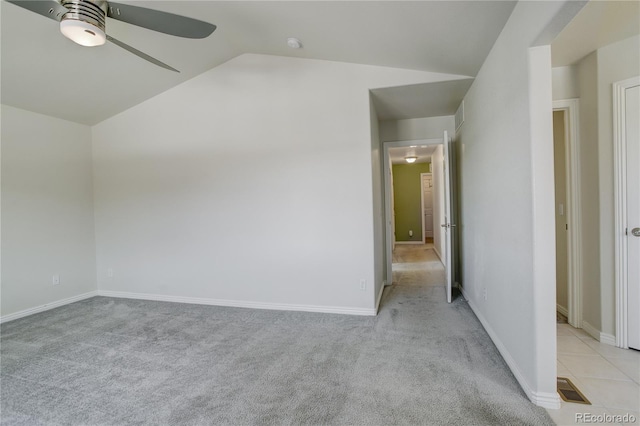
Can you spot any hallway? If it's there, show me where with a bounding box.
[391,243,445,288]
[378,244,554,425]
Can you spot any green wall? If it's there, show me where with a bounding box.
[393,162,431,242]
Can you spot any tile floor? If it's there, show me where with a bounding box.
[547,323,640,425]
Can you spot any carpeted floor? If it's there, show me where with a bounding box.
[1,245,554,425]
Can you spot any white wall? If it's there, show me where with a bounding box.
[597,35,640,337]
[370,97,385,305]
[552,65,579,100]
[1,105,96,317]
[456,1,576,408]
[576,51,602,332]
[92,53,461,313]
[431,145,445,260]
[379,116,454,142]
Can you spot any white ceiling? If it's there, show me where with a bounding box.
[552,0,640,67]
[1,1,517,125]
[390,145,436,165]
[372,78,474,121]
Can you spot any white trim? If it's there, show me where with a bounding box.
[433,247,443,262]
[97,290,377,316]
[581,321,600,341]
[0,291,99,324]
[553,99,582,329]
[383,138,444,284]
[394,241,424,245]
[581,321,616,346]
[375,282,386,313]
[600,333,616,347]
[420,172,433,241]
[613,76,640,349]
[421,173,425,242]
[556,304,568,318]
[461,287,561,409]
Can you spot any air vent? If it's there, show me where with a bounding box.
[455,101,465,132]
[557,377,591,404]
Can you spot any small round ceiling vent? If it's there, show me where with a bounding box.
[286,37,303,49]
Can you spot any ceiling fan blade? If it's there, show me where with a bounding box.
[106,35,179,73]
[4,0,68,21]
[107,2,216,39]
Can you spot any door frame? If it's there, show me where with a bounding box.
[383,138,443,285]
[613,76,640,349]
[553,99,582,328]
[421,172,433,242]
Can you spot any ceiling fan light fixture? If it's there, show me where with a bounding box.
[60,20,106,46]
[59,0,107,47]
[405,156,418,163]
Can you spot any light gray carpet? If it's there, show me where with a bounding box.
[1,247,554,425]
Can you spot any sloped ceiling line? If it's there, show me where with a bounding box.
[1,1,515,124]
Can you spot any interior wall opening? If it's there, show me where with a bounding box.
[383,139,447,293]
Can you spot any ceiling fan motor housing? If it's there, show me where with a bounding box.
[60,0,108,46]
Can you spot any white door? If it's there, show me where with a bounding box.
[442,131,455,303]
[626,84,640,350]
[423,174,433,239]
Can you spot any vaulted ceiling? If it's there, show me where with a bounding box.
[1,1,517,125]
[551,0,640,67]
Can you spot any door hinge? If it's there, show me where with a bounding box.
[566,224,568,231]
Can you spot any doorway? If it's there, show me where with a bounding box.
[552,99,582,328]
[553,110,569,322]
[421,173,434,244]
[383,139,444,285]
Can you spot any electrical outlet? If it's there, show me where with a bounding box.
[409,230,413,237]
[52,275,60,286]
[359,279,366,291]
[483,288,487,301]
[107,268,114,278]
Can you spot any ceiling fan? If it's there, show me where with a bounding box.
[5,0,217,72]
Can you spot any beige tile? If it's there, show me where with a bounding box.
[584,340,640,361]
[557,360,572,377]
[558,353,632,381]
[546,404,611,426]
[577,377,640,411]
[607,357,640,384]
[563,376,605,408]
[558,335,599,355]
[558,324,577,337]
[572,328,597,341]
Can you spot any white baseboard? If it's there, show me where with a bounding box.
[433,248,443,262]
[582,321,600,341]
[556,304,568,317]
[394,241,425,245]
[460,287,561,409]
[570,321,615,346]
[97,290,377,316]
[0,291,99,324]
[600,333,616,346]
